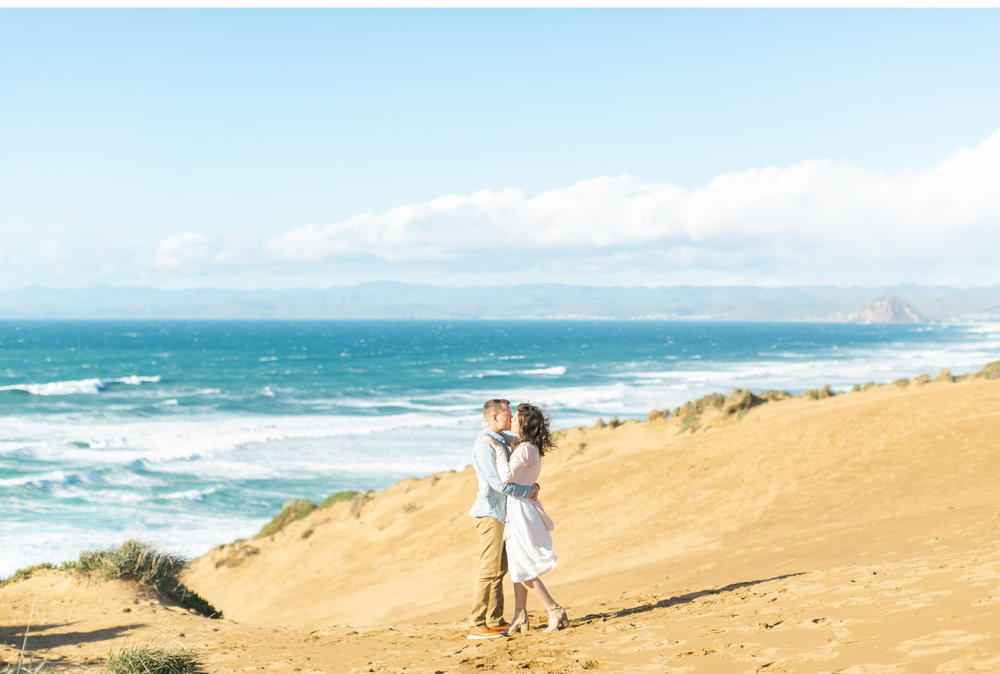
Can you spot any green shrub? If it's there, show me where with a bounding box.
[862,382,877,391]
[104,644,203,674]
[69,540,220,619]
[892,378,910,387]
[319,490,359,509]
[256,499,316,538]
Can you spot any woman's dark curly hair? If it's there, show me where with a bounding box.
[516,402,555,457]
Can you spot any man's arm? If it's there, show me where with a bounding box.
[474,441,533,499]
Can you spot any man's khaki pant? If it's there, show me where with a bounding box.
[468,516,507,626]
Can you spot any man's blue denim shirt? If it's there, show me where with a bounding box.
[469,429,533,523]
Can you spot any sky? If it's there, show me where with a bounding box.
[2,9,1000,290]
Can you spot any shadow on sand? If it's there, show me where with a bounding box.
[575,572,806,623]
[1,621,145,652]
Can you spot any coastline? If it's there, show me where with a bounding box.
[3,365,1000,672]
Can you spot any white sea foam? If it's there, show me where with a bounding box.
[113,375,161,386]
[0,375,160,396]
[518,366,567,376]
[460,370,513,378]
[0,378,105,395]
[7,410,476,472]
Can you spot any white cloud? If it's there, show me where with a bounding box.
[153,232,212,270]
[38,240,69,263]
[17,128,993,290]
[261,128,1000,284]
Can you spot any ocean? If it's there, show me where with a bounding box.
[2,319,998,577]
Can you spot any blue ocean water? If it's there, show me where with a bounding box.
[2,319,998,576]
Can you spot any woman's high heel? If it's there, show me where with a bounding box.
[505,609,530,635]
[544,604,568,632]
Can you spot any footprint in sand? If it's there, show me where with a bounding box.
[894,630,990,657]
[896,589,953,609]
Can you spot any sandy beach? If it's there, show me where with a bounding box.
[3,372,1000,672]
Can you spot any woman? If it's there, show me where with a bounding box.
[486,402,569,634]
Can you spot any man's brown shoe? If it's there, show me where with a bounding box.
[467,624,504,640]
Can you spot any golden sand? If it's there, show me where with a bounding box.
[3,377,1000,672]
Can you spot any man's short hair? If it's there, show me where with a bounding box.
[482,398,510,419]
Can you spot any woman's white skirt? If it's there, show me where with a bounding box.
[505,496,557,583]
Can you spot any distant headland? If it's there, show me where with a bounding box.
[1,283,999,322]
[848,295,927,324]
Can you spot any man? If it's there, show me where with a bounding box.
[467,398,539,639]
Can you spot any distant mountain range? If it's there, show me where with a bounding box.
[1,283,999,321]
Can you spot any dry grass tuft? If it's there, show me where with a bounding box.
[103,643,203,674]
[68,540,220,619]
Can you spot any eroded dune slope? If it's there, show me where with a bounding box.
[3,376,999,672]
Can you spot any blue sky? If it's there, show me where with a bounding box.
[2,9,1000,289]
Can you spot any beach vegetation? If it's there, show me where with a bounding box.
[935,368,954,382]
[677,415,699,435]
[319,490,359,509]
[608,417,622,429]
[818,384,834,399]
[862,382,877,391]
[980,360,1000,380]
[672,393,725,421]
[256,499,316,538]
[646,408,670,422]
[851,384,861,392]
[349,492,374,519]
[723,389,764,417]
[103,643,204,674]
[66,540,220,619]
[0,563,54,586]
[595,418,606,428]
[760,390,791,402]
[0,659,48,673]
[802,389,819,400]
[213,543,259,569]
[892,378,910,387]
[914,374,931,385]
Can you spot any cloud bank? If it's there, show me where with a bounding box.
[7,128,1000,289]
[256,127,1000,285]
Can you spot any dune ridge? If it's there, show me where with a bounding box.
[3,372,1000,672]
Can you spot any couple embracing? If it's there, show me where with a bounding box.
[467,398,568,639]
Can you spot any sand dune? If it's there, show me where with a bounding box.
[3,375,1000,672]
